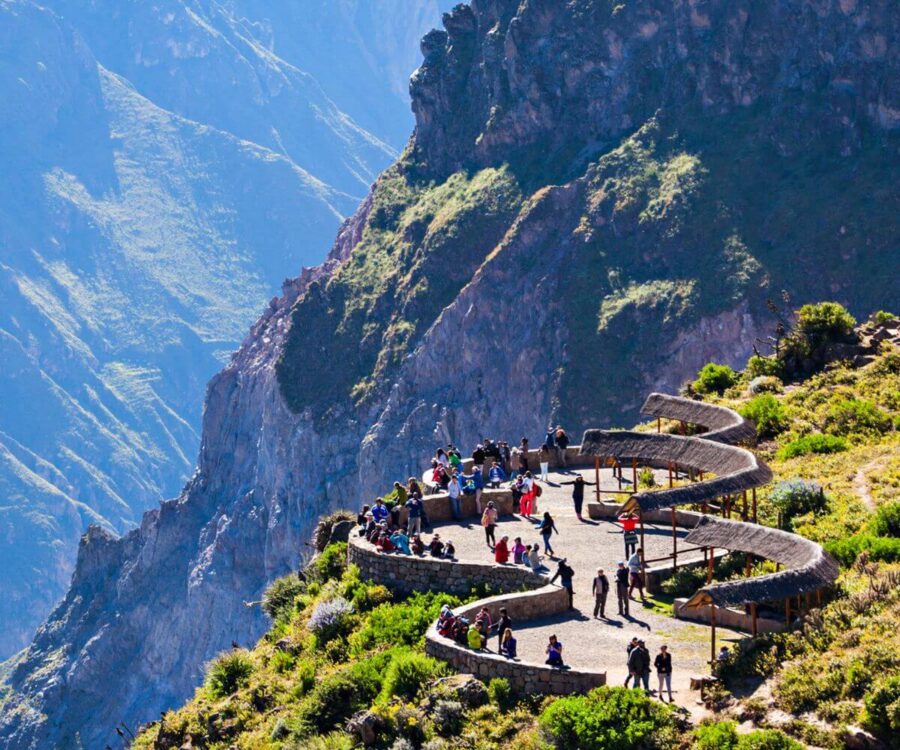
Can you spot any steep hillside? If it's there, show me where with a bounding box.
[0,0,444,659]
[1,1,897,748]
[128,321,900,750]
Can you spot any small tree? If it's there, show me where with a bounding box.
[205,649,254,698]
[769,480,827,528]
[739,394,787,439]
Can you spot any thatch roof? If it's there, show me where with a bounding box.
[579,430,772,513]
[641,393,757,445]
[681,516,839,608]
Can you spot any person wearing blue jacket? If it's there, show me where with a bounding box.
[488,461,507,488]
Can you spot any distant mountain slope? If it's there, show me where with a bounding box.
[0,0,442,659]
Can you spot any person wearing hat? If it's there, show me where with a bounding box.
[616,561,630,616]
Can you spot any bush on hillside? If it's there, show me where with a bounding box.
[693,363,740,395]
[263,574,307,623]
[692,720,738,749]
[350,591,461,652]
[378,651,447,703]
[307,596,355,644]
[205,649,254,698]
[638,466,658,488]
[746,355,783,380]
[313,542,349,582]
[740,394,787,439]
[873,310,897,326]
[871,502,900,538]
[735,729,804,750]
[296,655,389,734]
[776,434,848,461]
[488,677,515,710]
[827,534,900,566]
[864,675,900,746]
[794,302,857,350]
[539,686,679,750]
[769,480,827,527]
[748,375,783,394]
[824,398,892,438]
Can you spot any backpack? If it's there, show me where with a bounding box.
[534,483,543,497]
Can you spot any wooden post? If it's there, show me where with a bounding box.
[816,589,822,607]
[632,458,638,490]
[679,420,686,435]
[707,546,715,584]
[752,487,758,524]
[639,511,647,581]
[657,417,661,433]
[710,605,717,666]
[805,592,811,614]
[745,553,752,578]
[671,507,678,570]
[668,462,674,488]
[742,490,748,521]
[594,456,600,501]
[785,598,791,624]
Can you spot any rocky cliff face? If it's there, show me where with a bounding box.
[2,1,897,747]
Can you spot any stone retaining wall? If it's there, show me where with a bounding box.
[348,535,545,596]
[425,587,607,695]
[398,488,514,527]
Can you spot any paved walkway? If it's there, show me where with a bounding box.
[431,465,741,706]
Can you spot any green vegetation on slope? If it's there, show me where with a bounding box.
[276,163,523,419]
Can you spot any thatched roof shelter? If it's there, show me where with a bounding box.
[681,516,839,608]
[641,393,757,445]
[579,430,772,513]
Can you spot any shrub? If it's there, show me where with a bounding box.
[740,394,787,439]
[826,534,900,566]
[748,375,783,394]
[693,363,740,395]
[313,542,348,582]
[379,651,447,704]
[736,729,804,750]
[431,699,464,737]
[269,650,295,674]
[638,466,657,488]
[539,686,678,750]
[776,434,848,461]
[864,675,900,746]
[205,649,254,698]
[351,591,461,652]
[769,480,827,527]
[746,355,783,379]
[872,502,900,538]
[873,310,897,325]
[262,574,306,623]
[693,720,738,750]
[488,677,515,710]
[824,398,892,438]
[296,656,387,733]
[307,596,355,644]
[795,302,857,349]
[351,583,393,612]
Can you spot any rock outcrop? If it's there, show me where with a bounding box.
[2,1,897,748]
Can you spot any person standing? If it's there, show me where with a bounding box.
[471,466,484,514]
[538,443,551,482]
[495,607,512,651]
[405,494,423,536]
[481,501,499,548]
[654,645,673,702]
[550,558,575,609]
[616,561,630,616]
[638,640,652,691]
[592,568,610,618]
[537,512,558,556]
[447,473,462,520]
[560,475,596,521]
[472,444,486,473]
[555,426,570,467]
[619,512,639,557]
[494,535,510,564]
[625,637,639,686]
[628,549,646,604]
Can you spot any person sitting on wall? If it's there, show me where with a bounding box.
[371,497,390,525]
[474,606,492,634]
[448,444,463,472]
[494,607,512,651]
[429,533,445,557]
[443,539,456,560]
[357,504,370,527]
[390,528,411,555]
[411,534,425,556]
[385,481,408,507]
[435,448,450,470]
[526,543,545,571]
[545,634,564,667]
[437,604,455,635]
[431,462,448,489]
[366,521,384,544]
[472,443,486,471]
[488,460,507,488]
[375,530,396,553]
[494,535,510,564]
[407,477,424,500]
[499,627,517,659]
[511,536,527,564]
[468,619,487,650]
[484,439,501,463]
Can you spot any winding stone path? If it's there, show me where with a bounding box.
[429,464,740,704]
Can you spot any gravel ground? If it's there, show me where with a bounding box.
[430,466,740,706]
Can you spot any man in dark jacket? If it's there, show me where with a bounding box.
[555,426,570,467]
[615,561,630,616]
[494,607,512,651]
[550,558,576,609]
[626,639,649,689]
[592,567,609,618]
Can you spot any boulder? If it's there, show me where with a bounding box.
[428,673,488,708]
[347,710,383,746]
[842,725,886,750]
